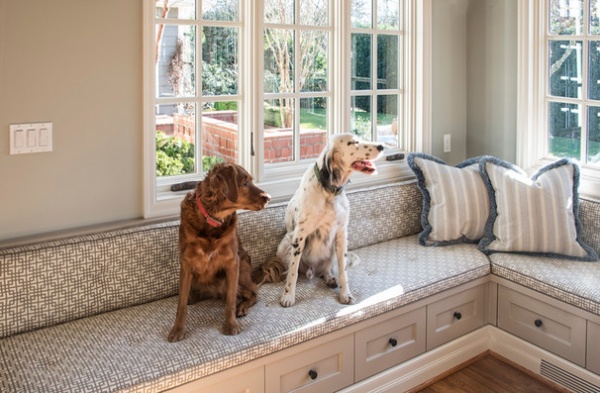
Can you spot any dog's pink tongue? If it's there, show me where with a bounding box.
[352,160,376,174]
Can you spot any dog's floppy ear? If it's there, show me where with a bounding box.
[320,147,343,187]
[215,165,239,202]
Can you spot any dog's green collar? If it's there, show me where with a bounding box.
[314,163,346,196]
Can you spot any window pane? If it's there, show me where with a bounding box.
[351,0,372,28]
[589,106,600,163]
[202,26,239,96]
[376,94,398,147]
[264,98,295,163]
[351,34,372,90]
[378,0,400,30]
[265,0,294,24]
[300,0,328,26]
[264,29,295,94]
[300,30,328,92]
[549,0,583,35]
[548,40,583,99]
[377,35,398,89]
[156,103,196,177]
[156,1,195,19]
[156,25,196,98]
[548,101,582,159]
[202,101,238,171]
[351,96,372,141]
[590,0,600,35]
[202,0,239,21]
[590,41,600,100]
[300,98,327,160]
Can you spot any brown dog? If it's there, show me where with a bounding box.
[167,163,270,341]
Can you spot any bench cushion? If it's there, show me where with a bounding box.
[0,236,489,393]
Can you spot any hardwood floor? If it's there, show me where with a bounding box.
[415,354,567,393]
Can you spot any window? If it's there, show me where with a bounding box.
[518,0,600,196]
[144,0,431,217]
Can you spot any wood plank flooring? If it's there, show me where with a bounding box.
[415,354,567,393]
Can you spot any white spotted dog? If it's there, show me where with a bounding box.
[276,133,384,307]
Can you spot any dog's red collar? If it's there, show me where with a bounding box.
[195,192,222,227]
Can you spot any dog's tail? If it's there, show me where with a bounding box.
[252,256,286,287]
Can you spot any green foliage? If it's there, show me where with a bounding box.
[156,131,195,176]
[202,155,225,172]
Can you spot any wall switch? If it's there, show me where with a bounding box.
[443,134,451,153]
[9,122,53,154]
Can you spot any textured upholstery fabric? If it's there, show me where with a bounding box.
[407,153,489,246]
[0,236,489,393]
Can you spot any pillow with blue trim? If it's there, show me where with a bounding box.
[407,153,490,246]
[477,156,598,261]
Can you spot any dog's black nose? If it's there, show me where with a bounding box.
[261,193,271,203]
[377,145,384,152]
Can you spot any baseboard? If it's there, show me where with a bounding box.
[339,325,600,393]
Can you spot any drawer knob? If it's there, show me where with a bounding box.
[534,319,543,328]
[389,338,398,347]
[308,369,318,380]
[453,311,462,320]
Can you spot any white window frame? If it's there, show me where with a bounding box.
[517,0,600,198]
[143,0,432,219]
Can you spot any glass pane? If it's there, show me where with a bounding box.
[592,0,600,35]
[548,40,583,99]
[351,34,372,90]
[156,25,196,98]
[376,95,398,147]
[265,0,294,24]
[155,103,196,177]
[264,29,295,94]
[378,0,400,30]
[590,41,600,100]
[351,0,372,28]
[201,101,238,171]
[156,0,195,19]
[300,98,327,160]
[548,102,582,159]
[264,98,295,163]
[202,26,239,96]
[300,30,328,92]
[351,96,372,141]
[202,0,239,21]
[589,106,600,163]
[549,0,583,35]
[300,0,328,26]
[377,35,398,89]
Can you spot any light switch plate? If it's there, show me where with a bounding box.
[9,122,53,154]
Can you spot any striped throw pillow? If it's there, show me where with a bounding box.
[478,157,598,261]
[408,153,490,246]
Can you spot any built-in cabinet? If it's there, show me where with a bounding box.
[169,282,488,393]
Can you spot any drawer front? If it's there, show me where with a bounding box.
[427,285,486,350]
[587,321,600,375]
[498,286,586,366]
[355,307,426,381]
[169,367,264,393]
[265,334,353,393]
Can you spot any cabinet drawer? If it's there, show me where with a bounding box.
[587,321,600,375]
[498,286,586,366]
[355,307,426,381]
[427,285,486,350]
[265,334,353,393]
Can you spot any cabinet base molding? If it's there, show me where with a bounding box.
[340,326,600,393]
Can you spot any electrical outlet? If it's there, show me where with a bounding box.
[443,134,451,153]
[9,122,53,154]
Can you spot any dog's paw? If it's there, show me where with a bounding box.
[167,326,185,342]
[223,320,241,335]
[325,276,338,289]
[236,303,250,317]
[339,290,354,305]
[280,292,296,307]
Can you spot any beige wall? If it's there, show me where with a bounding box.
[0,0,143,241]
